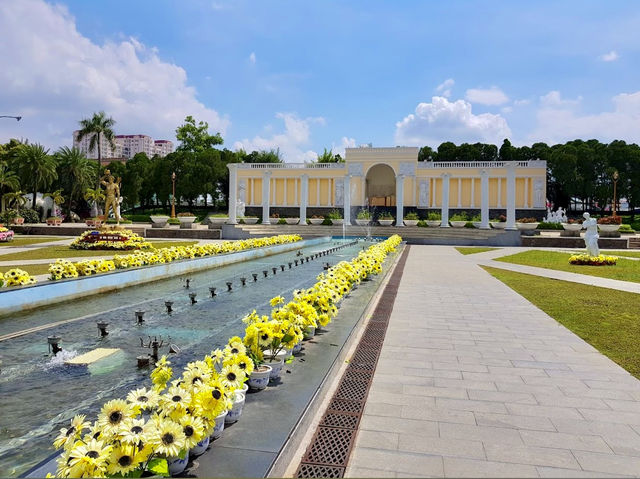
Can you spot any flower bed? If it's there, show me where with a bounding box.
[569,253,618,266]
[0,226,14,242]
[50,235,302,280]
[0,268,36,287]
[50,235,402,478]
[70,229,153,251]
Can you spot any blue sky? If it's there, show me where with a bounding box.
[1,0,639,161]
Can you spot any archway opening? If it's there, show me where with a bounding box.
[365,164,395,206]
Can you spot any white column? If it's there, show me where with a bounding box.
[440,173,450,227]
[283,178,288,206]
[262,170,271,224]
[497,177,503,208]
[251,179,256,206]
[395,174,404,227]
[272,178,276,205]
[524,177,529,208]
[227,164,238,224]
[506,162,516,230]
[470,178,475,208]
[300,174,308,226]
[480,169,490,229]
[457,177,462,208]
[344,175,351,225]
[411,177,416,206]
[432,177,436,207]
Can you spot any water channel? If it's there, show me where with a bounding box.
[0,238,375,477]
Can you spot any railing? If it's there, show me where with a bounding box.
[236,163,345,169]
[418,161,542,169]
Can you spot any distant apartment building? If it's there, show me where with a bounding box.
[72,131,174,160]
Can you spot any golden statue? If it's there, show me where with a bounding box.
[100,169,122,223]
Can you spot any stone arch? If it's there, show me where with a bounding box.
[365,163,396,205]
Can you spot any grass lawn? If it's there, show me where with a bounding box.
[483,266,640,378]
[0,263,51,276]
[0,236,62,247]
[0,241,198,261]
[495,250,640,283]
[599,250,640,259]
[455,247,499,255]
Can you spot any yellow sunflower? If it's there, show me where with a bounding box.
[179,415,205,449]
[117,417,148,445]
[147,417,186,458]
[53,415,90,450]
[126,387,159,412]
[220,363,244,390]
[67,438,112,478]
[97,399,133,437]
[107,444,145,476]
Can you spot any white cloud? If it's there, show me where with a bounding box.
[529,90,640,144]
[248,52,256,65]
[0,0,229,149]
[465,86,509,106]
[600,50,619,62]
[435,78,455,98]
[514,99,531,106]
[331,137,356,157]
[394,96,511,147]
[233,113,325,162]
[501,106,513,114]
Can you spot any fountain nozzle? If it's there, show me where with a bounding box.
[184,278,191,288]
[280,265,285,272]
[272,267,277,275]
[165,301,173,313]
[189,293,197,304]
[135,311,146,324]
[288,262,292,269]
[263,270,268,278]
[226,281,233,291]
[47,336,62,355]
[97,321,109,337]
[252,273,258,282]
[240,277,247,286]
[209,287,217,297]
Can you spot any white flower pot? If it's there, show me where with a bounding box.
[450,221,467,227]
[178,216,197,229]
[403,219,419,227]
[309,218,324,225]
[240,383,249,395]
[225,392,246,424]
[562,223,582,232]
[490,222,507,229]
[190,436,210,457]
[208,217,228,226]
[598,224,621,232]
[355,219,370,226]
[303,325,316,339]
[516,222,539,231]
[426,220,441,227]
[472,222,483,229]
[263,349,289,362]
[167,451,189,476]
[292,341,303,355]
[285,218,300,225]
[266,357,285,381]
[248,364,272,391]
[150,215,169,228]
[242,217,259,224]
[331,219,344,225]
[211,410,228,440]
[378,219,394,226]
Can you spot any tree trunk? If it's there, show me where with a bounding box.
[97,132,102,189]
[32,175,38,210]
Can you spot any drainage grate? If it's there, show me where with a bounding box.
[295,246,410,478]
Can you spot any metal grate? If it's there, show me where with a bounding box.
[294,246,410,478]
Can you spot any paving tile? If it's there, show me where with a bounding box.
[397,434,485,459]
[474,412,556,432]
[468,389,537,404]
[439,422,525,446]
[354,429,399,451]
[401,404,477,425]
[443,457,539,478]
[505,403,584,420]
[573,450,640,476]
[483,443,581,469]
[436,397,509,414]
[348,448,444,476]
[536,466,631,478]
[346,466,397,477]
[519,429,612,453]
[359,415,439,437]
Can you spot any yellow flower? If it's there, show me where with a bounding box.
[117,417,148,445]
[67,438,112,478]
[107,443,145,476]
[220,363,244,390]
[179,415,205,449]
[126,387,159,412]
[97,399,133,436]
[53,415,90,450]
[147,417,186,458]
[270,295,285,307]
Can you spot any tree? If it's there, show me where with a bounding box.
[76,111,116,185]
[317,148,343,163]
[2,190,26,211]
[437,142,457,162]
[16,144,58,210]
[0,162,20,212]
[498,139,515,162]
[418,146,435,162]
[175,116,223,153]
[55,146,97,215]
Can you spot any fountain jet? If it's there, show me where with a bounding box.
[240,277,247,286]
[165,301,173,314]
[189,293,197,304]
[252,273,258,282]
[135,311,146,324]
[47,336,62,355]
[209,287,217,297]
[226,281,233,291]
[97,321,109,337]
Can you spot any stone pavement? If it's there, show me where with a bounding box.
[345,245,640,478]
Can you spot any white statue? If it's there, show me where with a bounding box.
[236,200,245,218]
[533,179,545,208]
[545,206,568,224]
[582,212,599,256]
[335,179,344,206]
[418,180,430,208]
[238,179,246,204]
[23,193,57,221]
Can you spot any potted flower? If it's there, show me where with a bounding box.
[12,214,24,225]
[516,217,540,231]
[309,215,324,225]
[86,216,103,228]
[46,216,62,226]
[285,216,300,225]
[177,212,197,229]
[241,216,259,224]
[378,213,394,226]
[356,209,371,226]
[207,213,229,227]
[327,209,343,225]
[0,226,14,242]
[470,214,482,228]
[449,212,468,227]
[403,211,419,227]
[561,218,582,236]
[490,215,507,229]
[150,214,170,228]
[426,211,441,227]
[598,215,622,237]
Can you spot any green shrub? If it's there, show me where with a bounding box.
[537,222,563,230]
[464,221,475,228]
[426,211,441,221]
[18,208,40,224]
[0,209,19,224]
[277,218,287,224]
[404,212,419,220]
[106,218,132,224]
[127,214,152,223]
[357,209,371,219]
[619,224,635,233]
[417,220,428,227]
[450,212,468,222]
[327,209,343,220]
[168,218,180,225]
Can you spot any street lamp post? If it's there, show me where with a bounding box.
[0,116,21,121]
[171,172,177,219]
[612,171,619,217]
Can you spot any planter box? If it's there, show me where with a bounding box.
[473,222,484,229]
[0,230,14,242]
[86,219,103,228]
[46,219,62,226]
[490,222,507,229]
[150,215,169,228]
[12,217,24,225]
[403,219,419,227]
[285,218,300,225]
[378,219,394,226]
[426,220,441,227]
[208,217,228,226]
[331,219,344,225]
[599,224,621,238]
[242,217,259,225]
[516,222,539,231]
[450,221,467,227]
[309,218,324,225]
[178,216,197,229]
[355,219,370,226]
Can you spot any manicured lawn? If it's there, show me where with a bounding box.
[483,266,640,379]
[495,250,640,283]
[0,236,62,247]
[0,263,51,276]
[455,247,499,255]
[600,250,640,259]
[0,241,199,261]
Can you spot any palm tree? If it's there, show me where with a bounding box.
[56,146,97,215]
[44,189,65,217]
[76,111,116,185]
[84,188,105,217]
[16,144,58,210]
[0,162,20,212]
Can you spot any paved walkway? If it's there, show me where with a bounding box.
[345,246,640,478]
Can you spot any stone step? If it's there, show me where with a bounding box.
[238,225,502,238]
[628,237,640,249]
